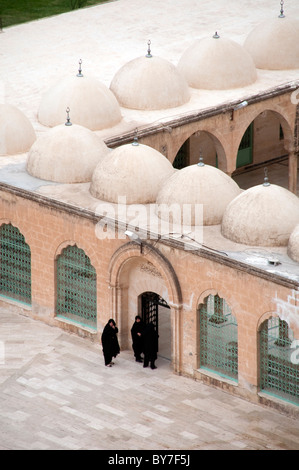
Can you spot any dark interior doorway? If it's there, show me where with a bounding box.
[140,291,171,360]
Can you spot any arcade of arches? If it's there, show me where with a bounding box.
[136,95,298,195]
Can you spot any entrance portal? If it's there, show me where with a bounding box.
[140,292,171,360]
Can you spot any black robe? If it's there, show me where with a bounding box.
[101,321,120,365]
[143,322,158,365]
[131,319,145,359]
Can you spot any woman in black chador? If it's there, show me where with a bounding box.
[131,315,145,362]
[143,322,158,369]
[101,319,120,367]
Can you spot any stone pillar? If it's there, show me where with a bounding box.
[171,306,182,373]
[288,150,298,194]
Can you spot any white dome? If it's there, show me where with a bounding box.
[156,162,241,225]
[288,224,299,263]
[222,183,299,246]
[0,104,36,155]
[90,140,175,204]
[110,49,190,110]
[177,34,257,90]
[38,75,121,130]
[26,123,109,183]
[244,17,299,70]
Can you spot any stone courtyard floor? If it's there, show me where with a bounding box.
[0,306,299,451]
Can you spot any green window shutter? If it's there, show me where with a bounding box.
[56,245,97,330]
[0,224,31,305]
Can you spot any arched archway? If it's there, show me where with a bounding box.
[233,108,295,190]
[108,242,182,369]
[172,130,227,172]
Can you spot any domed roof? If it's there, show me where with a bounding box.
[26,122,109,183]
[156,160,241,225]
[177,33,257,90]
[287,224,299,263]
[221,181,299,246]
[244,17,299,70]
[38,69,121,130]
[0,104,36,155]
[90,139,175,204]
[110,42,190,110]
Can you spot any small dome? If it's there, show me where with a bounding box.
[90,140,175,204]
[156,162,241,225]
[110,45,190,110]
[38,75,121,130]
[244,17,299,70]
[177,34,257,89]
[0,104,36,155]
[288,224,299,263]
[26,123,109,183]
[222,183,299,246]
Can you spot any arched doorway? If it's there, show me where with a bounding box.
[108,243,182,369]
[233,110,294,190]
[172,130,227,172]
[140,291,171,360]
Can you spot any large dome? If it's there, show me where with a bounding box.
[156,161,241,225]
[177,33,257,90]
[110,45,190,110]
[0,104,36,155]
[38,74,121,130]
[26,123,109,183]
[288,224,299,263]
[244,17,299,70]
[90,140,175,204]
[221,183,299,246]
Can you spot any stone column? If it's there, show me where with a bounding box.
[288,150,298,194]
[171,306,182,373]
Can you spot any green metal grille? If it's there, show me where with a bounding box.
[199,294,238,380]
[260,317,299,405]
[56,245,97,330]
[0,223,31,305]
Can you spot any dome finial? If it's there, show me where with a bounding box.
[77,59,83,77]
[213,31,220,38]
[197,151,205,167]
[146,39,152,58]
[65,107,72,126]
[278,0,285,18]
[132,128,139,146]
[263,167,270,186]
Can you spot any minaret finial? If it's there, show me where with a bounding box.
[65,107,72,126]
[146,40,152,58]
[132,128,139,146]
[197,151,205,166]
[263,167,270,186]
[77,59,83,77]
[278,0,285,18]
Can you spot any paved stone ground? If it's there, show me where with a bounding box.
[0,306,299,451]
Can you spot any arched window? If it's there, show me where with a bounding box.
[56,245,97,330]
[260,317,299,405]
[199,294,238,381]
[0,223,31,305]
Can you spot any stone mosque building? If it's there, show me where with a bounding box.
[0,0,299,416]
